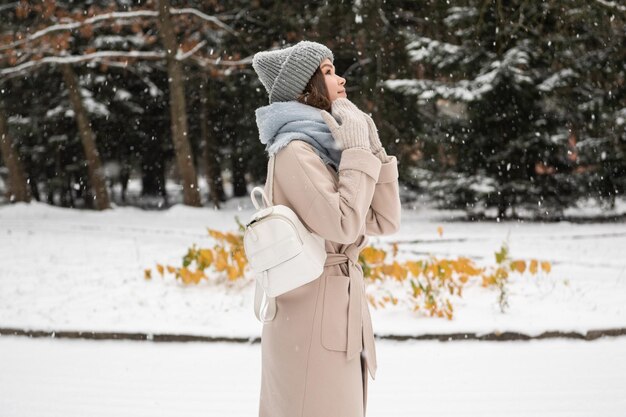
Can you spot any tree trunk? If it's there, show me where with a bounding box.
[231,145,248,198]
[0,106,31,203]
[200,77,224,208]
[61,63,110,210]
[157,0,201,207]
[497,192,507,220]
[140,133,167,201]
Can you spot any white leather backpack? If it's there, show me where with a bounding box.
[244,154,327,323]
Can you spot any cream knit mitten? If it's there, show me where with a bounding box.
[360,110,392,163]
[320,98,370,151]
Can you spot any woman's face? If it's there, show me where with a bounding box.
[320,58,346,101]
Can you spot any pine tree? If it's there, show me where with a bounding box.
[383,0,624,219]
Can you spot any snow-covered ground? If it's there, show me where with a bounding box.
[1,195,625,416]
[1,198,625,338]
[1,336,625,416]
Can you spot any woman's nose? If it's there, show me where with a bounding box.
[339,76,346,86]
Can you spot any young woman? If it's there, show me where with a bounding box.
[252,40,401,417]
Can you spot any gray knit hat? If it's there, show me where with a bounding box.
[252,40,334,104]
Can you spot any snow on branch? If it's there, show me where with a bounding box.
[593,0,626,13]
[384,46,533,103]
[1,10,157,51]
[406,36,462,68]
[383,79,476,102]
[0,2,18,12]
[0,48,253,81]
[176,40,206,60]
[171,8,236,34]
[189,54,254,67]
[0,50,165,78]
[0,7,234,52]
[538,68,579,92]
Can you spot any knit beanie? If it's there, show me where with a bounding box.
[252,40,334,104]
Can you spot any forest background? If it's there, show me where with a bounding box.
[0,0,624,221]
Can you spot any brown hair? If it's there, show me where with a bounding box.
[296,66,332,112]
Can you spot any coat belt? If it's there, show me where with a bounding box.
[323,245,377,380]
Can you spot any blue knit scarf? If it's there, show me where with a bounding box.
[255,100,342,171]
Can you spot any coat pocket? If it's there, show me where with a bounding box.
[320,275,350,351]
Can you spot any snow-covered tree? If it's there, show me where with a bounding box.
[0,0,239,208]
[384,1,625,218]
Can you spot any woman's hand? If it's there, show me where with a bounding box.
[360,110,392,163]
[320,98,369,151]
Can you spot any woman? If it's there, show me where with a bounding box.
[252,40,401,417]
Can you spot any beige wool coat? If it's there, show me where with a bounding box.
[258,139,401,417]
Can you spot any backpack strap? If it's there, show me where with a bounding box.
[253,156,277,323]
[267,154,276,205]
[254,272,277,323]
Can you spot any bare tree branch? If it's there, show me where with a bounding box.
[0,7,235,52]
[0,49,253,81]
[0,50,165,77]
[171,8,236,34]
[1,10,158,51]
[188,54,254,67]
[176,40,206,60]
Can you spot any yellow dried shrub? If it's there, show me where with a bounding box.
[145,220,551,319]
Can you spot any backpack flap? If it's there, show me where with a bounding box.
[246,234,302,272]
[244,217,304,273]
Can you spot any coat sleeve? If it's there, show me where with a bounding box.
[365,155,401,236]
[272,140,382,244]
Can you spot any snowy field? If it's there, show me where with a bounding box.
[1,197,626,338]
[1,195,626,416]
[1,336,625,416]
